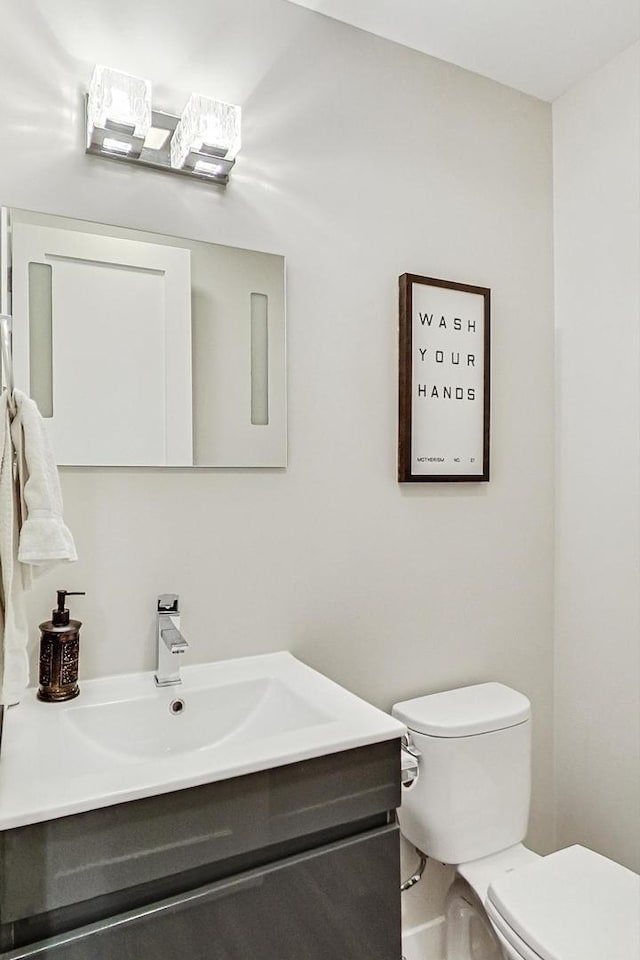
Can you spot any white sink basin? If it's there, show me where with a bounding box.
[0,652,406,829]
[65,676,332,759]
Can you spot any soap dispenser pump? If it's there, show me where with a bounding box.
[38,590,85,703]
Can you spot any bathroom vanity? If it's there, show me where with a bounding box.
[0,654,405,959]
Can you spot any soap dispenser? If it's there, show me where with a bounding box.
[38,590,85,703]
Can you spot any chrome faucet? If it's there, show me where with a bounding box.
[155,594,188,687]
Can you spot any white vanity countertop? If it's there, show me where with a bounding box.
[0,652,406,829]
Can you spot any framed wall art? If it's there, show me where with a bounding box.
[398,273,490,482]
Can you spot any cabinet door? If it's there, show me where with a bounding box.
[1,826,400,960]
[11,223,192,466]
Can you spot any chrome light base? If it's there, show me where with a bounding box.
[85,99,235,186]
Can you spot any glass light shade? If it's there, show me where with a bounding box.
[170,95,241,169]
[87,65,152,142]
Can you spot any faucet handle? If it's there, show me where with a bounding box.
[157,593,179,614]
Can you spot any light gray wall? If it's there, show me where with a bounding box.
[2,0,555,924]
[553,41,640,872]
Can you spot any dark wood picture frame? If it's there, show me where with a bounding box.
[398,273,490,482]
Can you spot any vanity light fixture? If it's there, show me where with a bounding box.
[85,66,240,186]
[86,66,152,159]
[170,94,241,178]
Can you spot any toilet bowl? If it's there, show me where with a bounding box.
[446,843,540,960]
[445,843,640,960]
[392,683,640,960]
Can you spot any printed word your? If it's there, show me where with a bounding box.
[418,349,475,366]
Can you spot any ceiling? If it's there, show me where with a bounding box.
[287,0,640,101]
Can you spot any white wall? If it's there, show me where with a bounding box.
[2,0,555,924]
[553,42,640,872]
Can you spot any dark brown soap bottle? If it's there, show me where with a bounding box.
[37,590,85,703]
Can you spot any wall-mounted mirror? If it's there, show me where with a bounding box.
[1,208,286,468]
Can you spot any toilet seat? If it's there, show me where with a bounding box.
[489,922,541,960]
[485,845,640,960]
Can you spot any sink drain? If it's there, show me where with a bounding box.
[169,698,185,715]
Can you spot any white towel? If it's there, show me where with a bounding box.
[11,390,77,570]
[0,389,77,705]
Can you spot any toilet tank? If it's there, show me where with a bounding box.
[393,683,531,865]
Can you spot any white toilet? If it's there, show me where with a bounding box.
[392,682,640,960]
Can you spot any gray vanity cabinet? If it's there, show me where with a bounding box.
[0,741,402,959]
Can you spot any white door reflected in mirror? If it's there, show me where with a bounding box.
[12,223,192,466]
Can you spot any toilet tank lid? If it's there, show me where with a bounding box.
[486,845,640,960]
[391,682,530,737]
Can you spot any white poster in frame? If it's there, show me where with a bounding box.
[398,273,490,482]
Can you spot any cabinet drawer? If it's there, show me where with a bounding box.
[1,825,401,960]
[0,741,400,924]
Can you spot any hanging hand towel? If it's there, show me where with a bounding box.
[11,389,77,570]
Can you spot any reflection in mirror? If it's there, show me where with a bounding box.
[3,208,286,468]
[28,262,53,418]
[250,293,269,427]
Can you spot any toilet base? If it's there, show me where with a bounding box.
[445,880,502,960]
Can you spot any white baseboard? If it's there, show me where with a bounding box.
[402,916,446,960]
